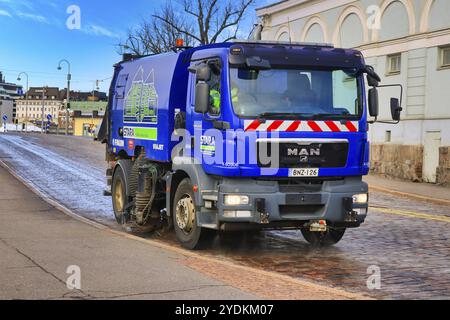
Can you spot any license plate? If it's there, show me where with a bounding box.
[289,168,319,177]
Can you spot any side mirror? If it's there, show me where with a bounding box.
[390,98,402,122]
[364,65,381,87]
[188,64,211,82]
[367,74,379,87]
[195,82,210,114]
[368,88,379,118]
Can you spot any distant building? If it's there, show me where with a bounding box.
[15,87,62,124]
[60,89,107,102]
[257,0,450,185]
[72,110,104,137]
[0,71,23,123]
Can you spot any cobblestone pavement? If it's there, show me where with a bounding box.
[0,133,449,300]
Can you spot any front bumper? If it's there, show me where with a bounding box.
[200,176,368,228]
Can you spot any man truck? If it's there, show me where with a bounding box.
[98,40,402,249]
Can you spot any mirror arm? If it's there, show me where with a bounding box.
[376,120,401,125]
[367,117,378,124]
[377,83,404,108]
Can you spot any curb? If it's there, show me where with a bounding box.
[0,160,371,300]
[369,184,450,207]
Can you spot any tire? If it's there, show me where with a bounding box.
[301,228,346,247]
[172,178,212,250]
[112,166,128,224]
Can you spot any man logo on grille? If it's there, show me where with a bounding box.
[287,148,321,157]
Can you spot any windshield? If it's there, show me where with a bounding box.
[230,67,361,119]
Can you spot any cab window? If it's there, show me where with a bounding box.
[207,63,222,116]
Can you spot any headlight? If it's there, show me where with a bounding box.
[352,193,368,204]
[224,195,249,206]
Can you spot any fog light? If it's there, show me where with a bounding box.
[223,210,252,218]
[352,193,368,204]
[204,200,213,209]
[224,195,249,206]
[354,208,368,215]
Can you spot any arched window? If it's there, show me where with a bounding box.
[304,23,325,43]
[277,32,290,42]
[428,0,450,32]
[339,13,365,48]
[379,1,409,41]
[333,6,368,47]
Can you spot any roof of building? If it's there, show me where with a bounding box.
[28,87,60,98]
[256,0,288,11]
[256,0,313,16]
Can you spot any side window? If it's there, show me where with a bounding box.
[115,74,128,100]
[207,64,222,116]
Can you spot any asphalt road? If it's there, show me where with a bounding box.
[0,133,449,299]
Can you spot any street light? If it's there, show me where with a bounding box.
[41,86,48,134]
[57,59,71,135]
[17,72,29,132]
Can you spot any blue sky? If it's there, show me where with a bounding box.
[0,0,266,93]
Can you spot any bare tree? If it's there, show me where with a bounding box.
[119,0,255,55]
[119,3,194,55]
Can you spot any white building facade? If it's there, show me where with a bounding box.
[257,0,450,185]
[15,100,61,123]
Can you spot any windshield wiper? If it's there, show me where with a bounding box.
[256,112,314,121]
[311,113,355,120]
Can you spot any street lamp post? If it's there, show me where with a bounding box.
[17,72,29,132]
[57,59,71,135]
[40,86,48,134]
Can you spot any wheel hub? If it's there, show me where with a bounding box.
[114,180,124,214]
[175,195,195,233]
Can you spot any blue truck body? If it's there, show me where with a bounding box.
[102,40,393,248]
[110,43,370,177]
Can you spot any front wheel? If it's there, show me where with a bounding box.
[301,228,346,247]
[173,178,213,250]
[112,166,128,224]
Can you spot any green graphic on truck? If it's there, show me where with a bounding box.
[124,66,158,124]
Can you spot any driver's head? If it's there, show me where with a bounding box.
[286,71,311,93]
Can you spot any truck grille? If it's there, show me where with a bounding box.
[257,141,349,168]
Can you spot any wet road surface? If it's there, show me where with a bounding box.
[0,133,449,299]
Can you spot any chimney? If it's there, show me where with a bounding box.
[0,72,4,83]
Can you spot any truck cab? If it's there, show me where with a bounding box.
[102,41,402,249]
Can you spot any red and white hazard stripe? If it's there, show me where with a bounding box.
[244,120,359,133]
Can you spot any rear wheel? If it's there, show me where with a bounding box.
[112,166,128,224]
[173,178,212,250]
[301,228,346,247]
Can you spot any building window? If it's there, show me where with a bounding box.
[439,46,450,69]
[385,131,392,143]
[387,54,401,75]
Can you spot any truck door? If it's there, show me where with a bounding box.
[189,58,228,172]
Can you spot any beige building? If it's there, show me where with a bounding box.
[257,0,450,185]
[15,87,62,124]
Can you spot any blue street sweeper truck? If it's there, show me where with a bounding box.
[98,39,402,249]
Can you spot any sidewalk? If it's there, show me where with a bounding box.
[0,165,257,300]
[364,175,450,206]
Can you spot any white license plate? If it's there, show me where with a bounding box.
[289,168,319,177]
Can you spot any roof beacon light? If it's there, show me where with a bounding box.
[176,39,184,47]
